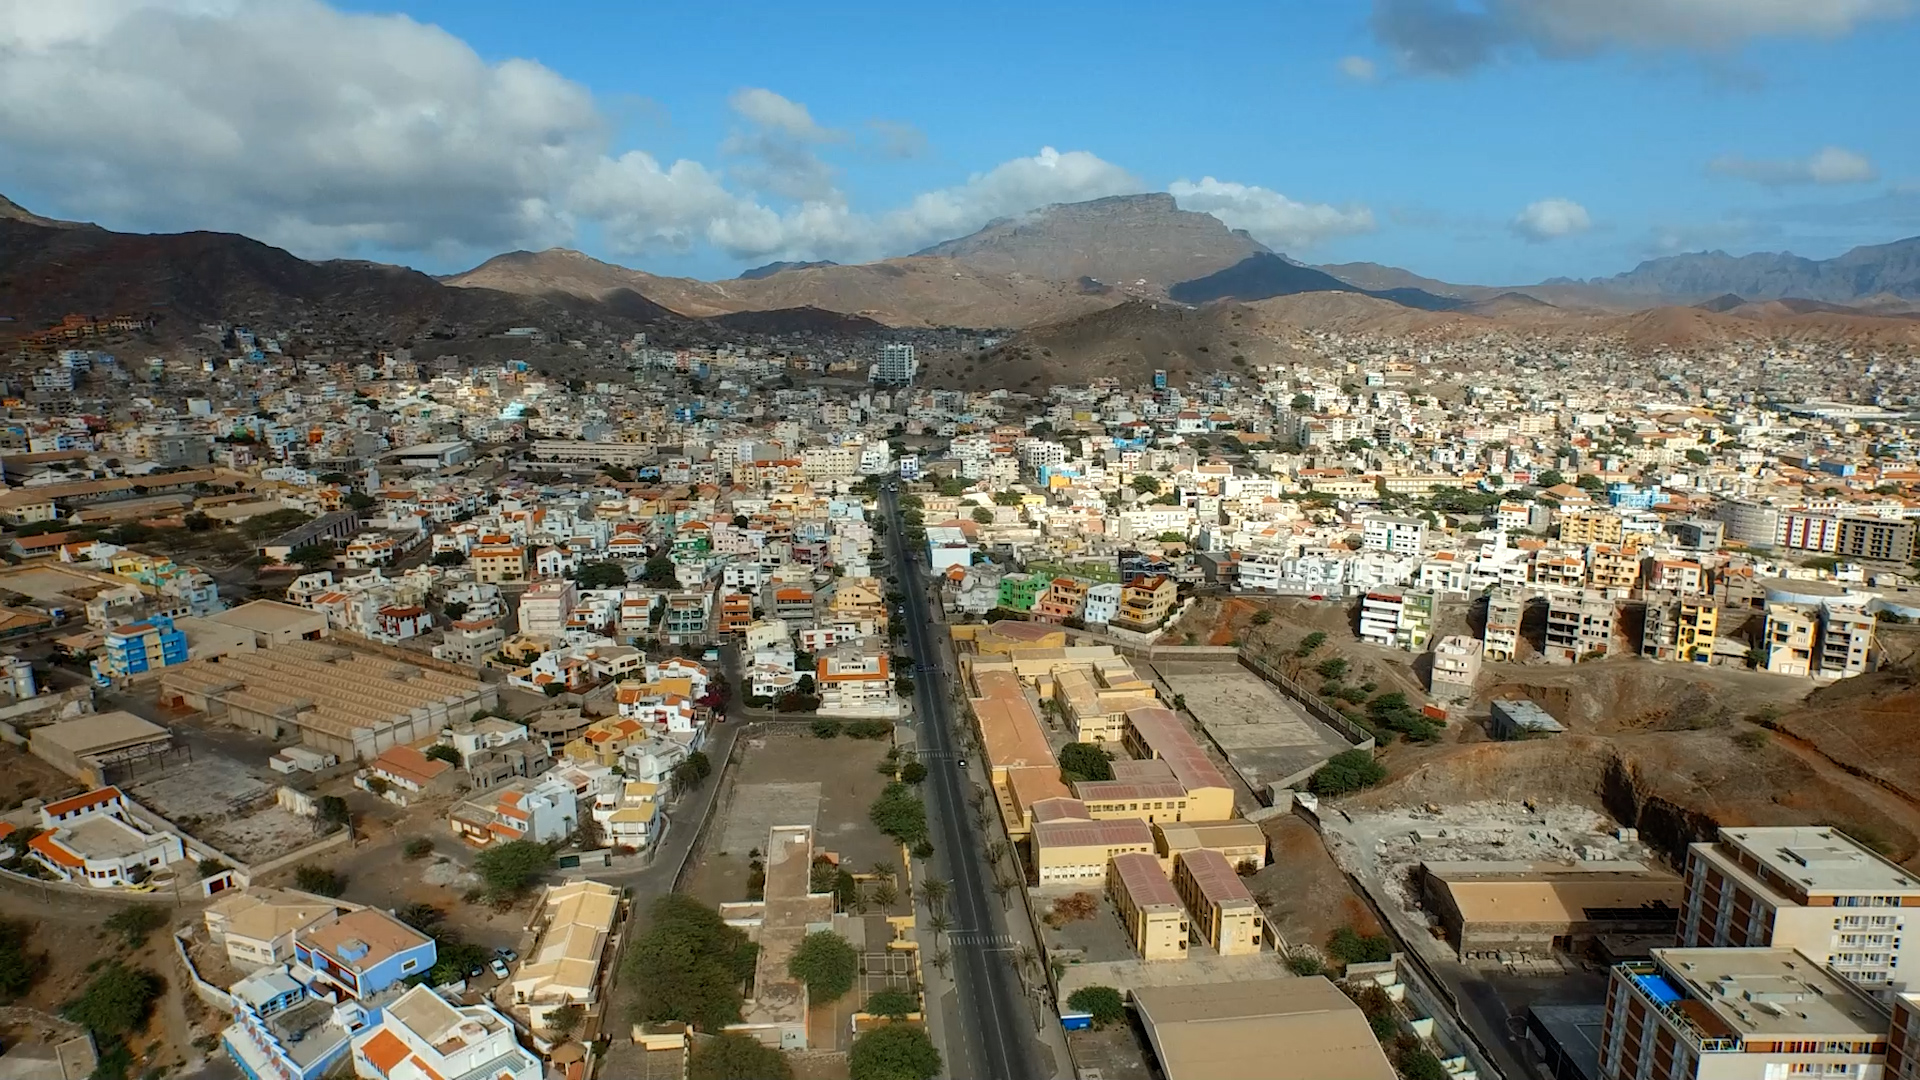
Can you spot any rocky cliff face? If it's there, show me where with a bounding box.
[912,192,1269,287]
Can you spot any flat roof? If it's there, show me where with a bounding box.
[1718,826,1920,896]
[210,599,328,634]
[60,815,158,859]
[1425,863,1682,926]
[1651,947,1891,1040]
[302,908,429,972]
[1133,977,1397,1080]
[31,711,168,754]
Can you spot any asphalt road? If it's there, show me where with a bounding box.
[881,488,1038,1080]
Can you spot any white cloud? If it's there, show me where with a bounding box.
[0,0,1364,270]
[1339,55,1379,81]
[1372,0,1913,74]
[1511,197,1592,241]
[1708,146,1878,187]
[867,119,928,159]
[1168,178,1376,250]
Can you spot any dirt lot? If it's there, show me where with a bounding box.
[1249,814,1381,952]
[684,731,906,913]
[0,744,82,811]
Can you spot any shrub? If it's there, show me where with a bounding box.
[1315,657,1349,680]
[1328,926,1394,965]
[104,906,166,949]
[1285,952,1325,976]
[1295,631,1328,657]
[64,962,160,1037]
[1057,742,1114,784]
[811,718,842,739]
[849,1023,941,1080]
[869,784,928,846]
[1066,985,1125,1027]
[1309,750,1387,796]
[0,920,43,1001]
[403,837,435,860]
[1734,728,1769,752]
[689,1032,794,1080]
[293,864,346,897]
[864,986,917,1019]
[899,761,928,784]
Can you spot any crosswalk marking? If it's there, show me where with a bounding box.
[947,931,1017,948]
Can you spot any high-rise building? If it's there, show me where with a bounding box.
[1680,825,1920,993]
[874,343,918,385]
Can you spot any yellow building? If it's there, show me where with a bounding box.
[1122,708,1236,823]
[470,545,528,584]
[1586,544,1640,591]
[1032,808,1156,884]
[563,716,648,767]
[1153,820,1270,876]
[1558,510,1624,545]
[1050,663,1158,746]
[1110,852,1189,961]
[1112,575,1177,632]
[1172,848,1263,956]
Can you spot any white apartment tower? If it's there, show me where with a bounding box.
[874,343,918,385]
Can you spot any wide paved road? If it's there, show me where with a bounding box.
[882,487,1039,1080]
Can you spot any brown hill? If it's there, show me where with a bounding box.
[1241,292,1480,336]
[935,299,1307,391]
[446,247,1114,329]
[0,216,672,344]
[914,192,1267,287]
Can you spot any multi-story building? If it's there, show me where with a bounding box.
[1820,605,1876,680]
[1713,500,1781,547]
[1428,635,1483,700]
[1762,603,1818,677]
[92,614,189,686]
[1544,593,1615,663]
[815,647,895,715]
[1681,826,1920,993]
[516,579,576,641]
[996,573,1044,613]
[1083,582,1122,625]
[1600,947,1890,1080]
[874,343,918,385]
[350,984,541,1080]
[1588,544,1642,593]
[1560,510,1625,546]
[1361,514,1427,557]
[1032,577,1090,622]
[1642,596,1719,663]
[1643,559,1705,596]
[1111,575,1177,632]
[297,907,437,1003]
[470,545,528,584]
[1837,517,1916,564]
[1483,589,1525,662]
[1359,590,1433,651]
[25,787,187,888]
[1108,852,1189,961]
[507,880,620,1034]
[448,777,579,848]
[1031,807,1156,883]
[1171,848,1262,956]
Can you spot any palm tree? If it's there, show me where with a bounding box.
[927,911,953,941]
[1014,944,1037,976]
[985,840,1009,868]
[932,948,952,973]
[869,861,895,882]
[920,878,949,911]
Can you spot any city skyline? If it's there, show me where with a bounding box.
[1,0,1916,283]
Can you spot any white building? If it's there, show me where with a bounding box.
[1083,583,1122,626]
[874,343,918,385]
[26,787,187,888]
[1362,515,1427,557]
[350,984,540,1080]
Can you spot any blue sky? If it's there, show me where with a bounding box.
[2,0,1916,284]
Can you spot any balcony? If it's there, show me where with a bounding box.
[1615,962,1740,1054]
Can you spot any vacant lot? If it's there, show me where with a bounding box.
[1155,663,1352,791]
[1250,813,1381,952]
[685,731,906,912]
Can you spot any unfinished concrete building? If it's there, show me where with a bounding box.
[1544,593,1615,664]
[1481,589,1525,663]
[157,641,497,762]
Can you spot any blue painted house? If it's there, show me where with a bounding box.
[293,908,436,1001]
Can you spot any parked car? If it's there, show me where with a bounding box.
[490,958,510,980]
[494,947,519,963]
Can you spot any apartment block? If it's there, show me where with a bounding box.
[1600,947,1889,1080]
[1429,635,1483,700]
[1483,589,1525,662]
[1544,593,1615,664]
[1837,517,1917,564]
[1362,514,1427,557]
[1762,603,1818,677]
[1359,590,1434,651]
[1681,826,1920,993]
[1109,852,1190,961]
[1587,544,1641,593]
[92,613,189,686]
[1111,574,1177,632]
[1642,596,1719,664]
[1820,605,1876,679]
[1560,510,1625,545]
[469,545,528,584]
[1171,848,1262,956]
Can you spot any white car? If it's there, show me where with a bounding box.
[490,958,510,980]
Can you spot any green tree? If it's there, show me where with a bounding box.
[0,920,43,1001]
[898,761,928,784]
[575,561,628,590]
[1294,631,1327,657]
[64,961,160,1037]
[864,986,917,1020]
[1290,393,1313,411]
[344,491,376,511]
[317,795,350,831]
[294,864,346,897]
[894,674,915,698]
[1066,985,1126,1028]
[787,931,858,1004]
[474,839,554,900]
[689,1032,794,1080]
[869,783,928,846]
[423,744,462,765]
[395,903,444,933]
[1309,750,1387,796]
[1399,1049,1452,1080]
[1328,926,1394,964]
[1314,657,1349,680]
[104,906,167,949]
[287,543,334,569]
[431,550,466,567]
[1575,473,1606,492]
[1057,742,1114,785]
[1252,610,1273,625]
[441,601,469,621]
[1535,469,1565,489]
[970,507,993,524]
[545,1002,585,1042]
[849,1023,941,1080]
[1130,474,1162,494]
[642,554,677,586]
[1684,448,1710,466]
[625,894,759,1032]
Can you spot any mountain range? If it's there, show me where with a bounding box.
[4,190,1919,370]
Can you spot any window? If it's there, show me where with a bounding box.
[402,959,417,973]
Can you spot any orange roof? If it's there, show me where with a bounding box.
[28,832,82,868]
[370,745,451,788]
[43,787,122,818]
[359,1029,410,1076]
